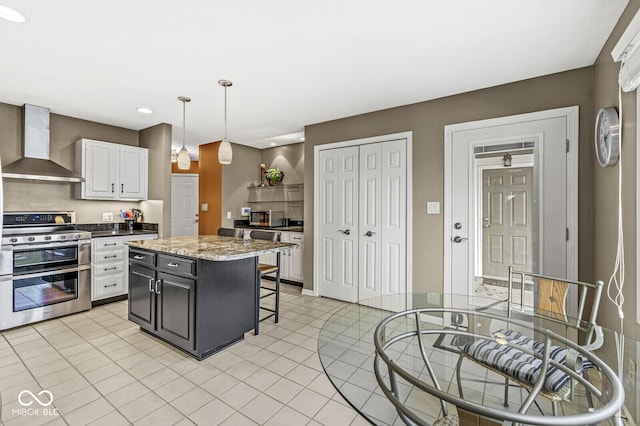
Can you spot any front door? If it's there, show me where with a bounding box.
[444,107,578,296]
[171,175,199,237]
[481,167,534,280]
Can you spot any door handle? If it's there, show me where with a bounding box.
[483,217,490,228]
[166,262,180,267]
[121,183,124,193]
[111,183,114,193]
[148,277,154,292]
[339,229,351,235]
[452,236,468,243]
[365,231,376,237]
[155,279,161,294]
[134,255,145,260]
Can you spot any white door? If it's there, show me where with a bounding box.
[171,175,199,236]
[317,146,359,302]
[482,167,534,279]
[445,108,577,296]
[358,140,407,300]
[119,146,148,200]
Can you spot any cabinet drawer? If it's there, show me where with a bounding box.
[94,273,126,299]
[93,239,125,250]
[129,249,156,267]
[157,254,196,277]
[93,250,124,264]
[94,262,124,276]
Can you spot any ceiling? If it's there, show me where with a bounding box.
[0,1,628,157]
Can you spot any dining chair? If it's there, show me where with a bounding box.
[217,227,243,238]
[249,230,281,335]
[456,266,604,416]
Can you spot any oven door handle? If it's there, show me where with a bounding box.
[11,264,91,281]
[11,240,87,251]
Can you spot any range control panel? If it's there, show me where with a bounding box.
[3,212,75,226]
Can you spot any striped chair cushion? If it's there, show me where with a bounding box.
[462,329,592,393]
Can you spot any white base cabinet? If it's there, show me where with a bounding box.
[75,139,148,200]
[254,231,304,283]
[92,233,157,301]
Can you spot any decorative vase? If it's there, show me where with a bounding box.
[265,169,284,186]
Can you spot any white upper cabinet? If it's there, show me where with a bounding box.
[75,139,148,200]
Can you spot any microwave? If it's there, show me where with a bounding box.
[250,210,285,227]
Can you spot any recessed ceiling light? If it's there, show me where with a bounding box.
[136,107,153,114]
[0,4,25,22]
[269,142,276,146]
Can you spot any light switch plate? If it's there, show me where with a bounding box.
[427,202,440,215]
[201,203,209,212]
[102,212,113,222]
[226,211,232,219]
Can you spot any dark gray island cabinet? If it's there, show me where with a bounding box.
[127,235,296,360]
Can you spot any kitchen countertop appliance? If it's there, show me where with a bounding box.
[250,210,285,227]
[0,211,91,330]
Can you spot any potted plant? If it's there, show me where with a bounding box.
[265,168,284,185]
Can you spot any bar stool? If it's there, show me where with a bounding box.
[217,227,243,238]
[250,230,281,335]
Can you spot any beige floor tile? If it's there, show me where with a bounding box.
[37,367,83,390]
[264,406,311,426]
[287,364,320,387]
[119,391,166,422]
[83,362,124,383]
[140,366,180,390]
[155,376,197,402]
[281,345,315,364]
[171,387,215,416]
[218,382,260,410]
[218,412,258,426]
[182,364,222,385]
[307,373,338,398]
[287,388,329,418]
[225,360,261,381]
[133,403,185,426]
[247,348,279,367]
[74,353,113,374]
[200,372,240,397]
[349,414,372,426]
[265,356,298,376]
[54,386,102,416]
[87,409,131,425]
[188,399,234,426]
[313,400,357,426]
[244,367,281,391]
[127,358,165,379]
[265,377,304,404]
[105,381,150,408]
[62,398,114,425]
[237,393,283,424]
[94,370,138,395]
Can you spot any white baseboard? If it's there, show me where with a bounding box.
[301,289,315,297]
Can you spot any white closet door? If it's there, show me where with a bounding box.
[317,147,359,302]
[380,140,407,296]
[358,143,382,300]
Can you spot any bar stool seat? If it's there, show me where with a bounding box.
[250,230,281,335]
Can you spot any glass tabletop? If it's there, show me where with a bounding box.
[318,293,637,425]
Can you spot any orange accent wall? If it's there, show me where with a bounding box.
[171,161,199,174]
[198,142,222,234]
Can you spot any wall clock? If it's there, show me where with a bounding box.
[594,107,620,168]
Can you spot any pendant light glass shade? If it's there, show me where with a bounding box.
[177,96,191,170]
[218,80,233,165]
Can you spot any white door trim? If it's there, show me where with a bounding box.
[313,131,413,302]
[444,106,579,296]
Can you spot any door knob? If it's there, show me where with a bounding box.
[339,229,351,235]
[365,231,376,237]
[452,236,468,243]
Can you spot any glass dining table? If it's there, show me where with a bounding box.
[317,293,636,425]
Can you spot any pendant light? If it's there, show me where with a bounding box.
[177,96,192,170]
[218,79,233,164]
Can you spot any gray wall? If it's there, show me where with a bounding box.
[260,143,304,220]
[593,0,640,340]
[140,123,172,237]
[303,68,594,293]
[221,143,262,228]
[0,102,142,223]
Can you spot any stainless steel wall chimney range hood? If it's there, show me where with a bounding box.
[2,104,85,183]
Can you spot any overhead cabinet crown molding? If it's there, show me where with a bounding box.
[75,138,148,200]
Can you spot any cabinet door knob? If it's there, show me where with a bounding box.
[365,231,376,237]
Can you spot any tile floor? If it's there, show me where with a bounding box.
[0,283,369,426]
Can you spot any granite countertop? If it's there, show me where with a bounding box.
[76,222,159,238]
[235,225,304,233]
[127,235,298,261]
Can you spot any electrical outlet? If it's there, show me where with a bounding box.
[102,212,113,222]
[630,358,636,383]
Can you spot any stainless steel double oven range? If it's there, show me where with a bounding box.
[0,212,91,330]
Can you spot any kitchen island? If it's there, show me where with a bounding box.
[126,235,297,360]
